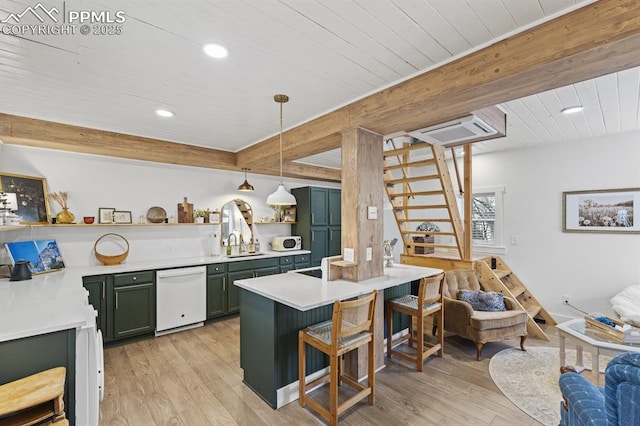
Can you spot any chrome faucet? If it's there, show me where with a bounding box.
[227,234,237,255]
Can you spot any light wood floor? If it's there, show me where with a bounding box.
[100,317,565,425]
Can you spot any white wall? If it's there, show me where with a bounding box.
[474,131,640,320]
[0,144,339,266]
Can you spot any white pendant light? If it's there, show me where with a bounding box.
[266,94,297,206]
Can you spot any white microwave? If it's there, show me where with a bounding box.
[272,236,302,251]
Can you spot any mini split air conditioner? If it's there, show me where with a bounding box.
[408,115,498,146]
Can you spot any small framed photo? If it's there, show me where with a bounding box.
[209,211,220,224]
[98,207,115,224]
[563,187,640,233]
[113,210,132,224]
[284,207,297,222]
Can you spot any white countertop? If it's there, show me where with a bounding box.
[234,264,443,311]
[0,250,309,343]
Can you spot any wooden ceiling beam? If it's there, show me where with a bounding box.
[258,162,341,183]
[0,113,341,182]
[236,0,640,168]
[0,113,237,171]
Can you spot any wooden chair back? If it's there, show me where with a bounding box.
[331,290,377,346]
[418,272,445,307]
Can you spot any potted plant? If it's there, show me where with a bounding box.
[194,209,209,223]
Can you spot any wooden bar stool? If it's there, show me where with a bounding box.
[0,367,67,426]
[386,272,445,372]
[298,290,377,426]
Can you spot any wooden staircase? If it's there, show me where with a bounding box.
[476,256,556,341]
[383,139,464,258]
[383,137,555,341]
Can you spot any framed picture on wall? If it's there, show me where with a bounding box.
[0,172,51,224]
[113,210,132,224]
[563,187,640,233]
[98,207,115,224]
[283,207,297,222]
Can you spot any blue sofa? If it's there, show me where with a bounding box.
[559,351,640,425]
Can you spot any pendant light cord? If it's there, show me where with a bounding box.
[279,100,283,184]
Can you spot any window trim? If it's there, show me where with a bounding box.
[458,185,507,255]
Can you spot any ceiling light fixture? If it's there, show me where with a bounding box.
[237,168,255,192]
[203,43,228,58]
[266,94,297,206]
[561,105,583,114]
[156,109,175,118]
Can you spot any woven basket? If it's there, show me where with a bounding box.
[94,233,129,265]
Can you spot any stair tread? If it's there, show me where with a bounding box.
[525,304,542,318]
[493,269,511,279]
[509,285,526,297]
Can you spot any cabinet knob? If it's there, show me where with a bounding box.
[132,276,137,281]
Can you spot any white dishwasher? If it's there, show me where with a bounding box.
[156,266,207,336]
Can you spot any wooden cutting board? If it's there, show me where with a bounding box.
[178,196,193,223]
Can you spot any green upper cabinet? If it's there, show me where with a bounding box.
[309,187,328,225]
[328,188,341,226]
[292,186,341,267]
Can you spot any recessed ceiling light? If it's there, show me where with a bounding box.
[561,105,583,114]
[156,109,174,118]
[203,43,228,58]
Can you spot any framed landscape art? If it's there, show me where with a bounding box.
[563,187,640,234]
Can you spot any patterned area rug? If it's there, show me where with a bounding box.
[489,347,606,426]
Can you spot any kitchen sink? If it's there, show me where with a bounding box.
[225,252,263,258]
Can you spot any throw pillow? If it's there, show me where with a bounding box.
[458,289,506,312]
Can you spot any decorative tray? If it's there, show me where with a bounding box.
[585,313,640,343]
[146,206,167,223]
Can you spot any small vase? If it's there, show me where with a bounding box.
[56,207,75,224]
[195,217,205,224]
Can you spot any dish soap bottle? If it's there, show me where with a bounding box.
[255,239,260,253]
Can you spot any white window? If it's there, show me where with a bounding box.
[458,185,505,254]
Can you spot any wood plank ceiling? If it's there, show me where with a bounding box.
[1,0,639,180]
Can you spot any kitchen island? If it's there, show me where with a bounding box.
[234,263,442,408]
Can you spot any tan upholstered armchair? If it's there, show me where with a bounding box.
[441,269,528,360]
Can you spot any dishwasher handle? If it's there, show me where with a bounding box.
[157,267,206,279]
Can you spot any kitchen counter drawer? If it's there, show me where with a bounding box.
[207,263,226,274]
[113,271,154,287]
[279,256,294,266]
[294,254,309,264]
[227,258,279,272]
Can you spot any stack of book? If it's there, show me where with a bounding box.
[585,313,640,344]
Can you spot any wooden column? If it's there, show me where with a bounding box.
[338,127,384,282]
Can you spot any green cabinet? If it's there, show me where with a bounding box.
[329,226,341,257]
[112,271,155,340]
[309,187,328,225]
[310,227,329,266]
[292,186,341,266]
[207,274,226,318]
[0,329,77,425]
[294,254,311,269]
[207,263,227,319]
[227,270,253,314]
[328,188,341,226]
[227,258,280,313]
[82,275,110,341]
